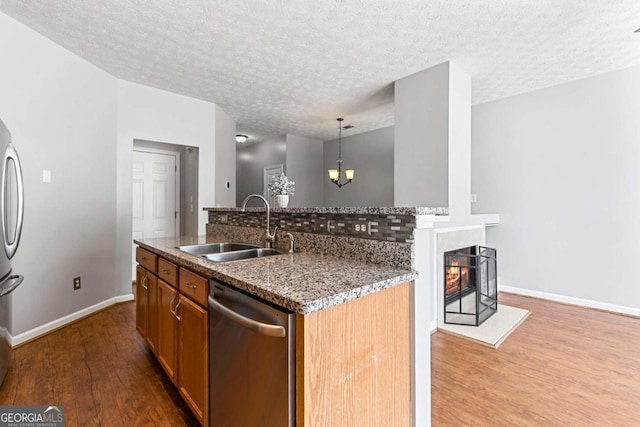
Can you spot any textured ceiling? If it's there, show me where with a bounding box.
[0,0,639,142]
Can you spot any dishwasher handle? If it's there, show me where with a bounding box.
[208,295,286,338]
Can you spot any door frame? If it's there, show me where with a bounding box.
[263,164,283,205]
[132,147,181,237]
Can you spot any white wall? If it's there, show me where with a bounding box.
[286,134,323,207]
[323,126,394,207]
[472,65,640,311]
[116,80,217,291]
[0,11,119,335]
[447,63,472,218]
[214,105,236,207]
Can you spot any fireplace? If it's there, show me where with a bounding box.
[444,246,497,326]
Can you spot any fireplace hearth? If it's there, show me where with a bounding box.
[444,246,497,326]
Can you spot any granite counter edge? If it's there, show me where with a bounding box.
[134,239,418,314]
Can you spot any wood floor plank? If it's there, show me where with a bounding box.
[0,301,199,427]
[432,292,640,426]
[3,291,638,426]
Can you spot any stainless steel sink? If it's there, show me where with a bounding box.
[177,242,261,256]
[204,248,284,263]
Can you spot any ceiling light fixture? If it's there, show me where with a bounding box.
[235,134,248,143]
[328,118,354,188]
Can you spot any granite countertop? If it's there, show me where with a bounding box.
[134,236,417,314]
[204,206,449,215]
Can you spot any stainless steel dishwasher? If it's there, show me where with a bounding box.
[208,279,295,426]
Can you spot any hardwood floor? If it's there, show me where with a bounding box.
[432,292,640,426]
[2,292,638,426]
[0,301,199,427]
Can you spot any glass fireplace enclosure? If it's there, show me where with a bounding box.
[444,246,497,326]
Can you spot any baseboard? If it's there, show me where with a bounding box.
[499,285,640,318]
[10,293,135,347]
[429,320,437,333]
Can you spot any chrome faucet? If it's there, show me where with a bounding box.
[241,194,277,248]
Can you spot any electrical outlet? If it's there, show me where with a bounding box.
[220,214,228,223]
[470,194,478,203]
[73,277,81,290]
[354,223,367,233]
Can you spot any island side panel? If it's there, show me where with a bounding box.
[296,282,411,426]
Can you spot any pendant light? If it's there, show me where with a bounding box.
[328,118,354,187]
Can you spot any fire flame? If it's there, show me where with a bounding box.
[446,260,469,296]
[446,261,460,285]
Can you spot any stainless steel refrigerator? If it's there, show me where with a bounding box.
[0,118,25,386]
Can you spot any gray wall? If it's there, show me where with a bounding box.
[0,11,118,335]
[214,105,236,207]
[0,10,219,338]
[285,134,323,207]
[181,146,199,236]
[394,62,449,207]
[236,136,286,207]
[472,65,640,311]
[323,126,394,207]
[132,140,199,237]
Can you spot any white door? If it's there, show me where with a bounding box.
[132,150,179,277]
[263,164,283,206]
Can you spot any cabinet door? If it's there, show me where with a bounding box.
[145,272,159,355]
[178,295,209,426]
[157,279,179,385]
[135,265,149,338]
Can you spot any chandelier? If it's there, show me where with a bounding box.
[327,118,354,187]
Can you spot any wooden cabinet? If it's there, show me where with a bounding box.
[136,246,409,427]
[179,267,208,307]
[136,247,157,274]
[135,264,158,355]
[135,247,209,426]
[135,265,148,337]
[177,294,209,426]
[296,282,411,427]
[157,279,179,385]
[158,258,178,287]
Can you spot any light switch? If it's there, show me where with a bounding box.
[42,170,51,183]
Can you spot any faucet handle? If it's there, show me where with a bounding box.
[286,232,294,254]
[263,226,278,248]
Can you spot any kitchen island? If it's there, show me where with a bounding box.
[136,235,416,314]
[135,234,416,426]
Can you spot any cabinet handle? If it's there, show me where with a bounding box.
[169,294,177,315]
[141,257,146,261]
[185,282,197,290]
[174,298,182,321]
[162,269,171,275]
[141,274,148,290]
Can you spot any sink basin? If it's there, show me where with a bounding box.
[178,242,261,256]
[204,248,284,263]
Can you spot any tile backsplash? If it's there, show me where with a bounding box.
[208,211,416,243]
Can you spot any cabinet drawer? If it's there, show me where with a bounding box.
[179,268,208,308]
[158,258,178,287]
[136,247,157,274]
